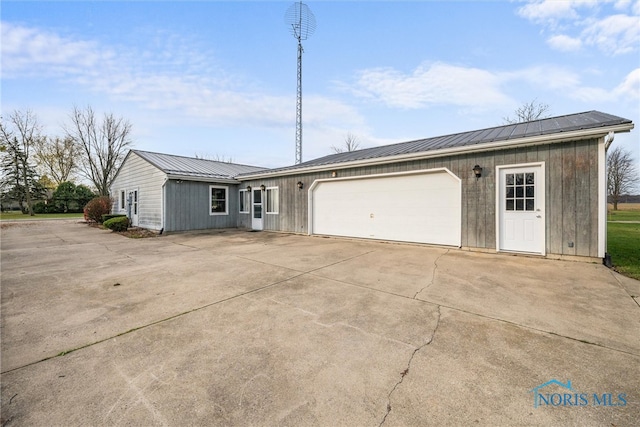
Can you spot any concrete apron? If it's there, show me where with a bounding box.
[1,221,639,426]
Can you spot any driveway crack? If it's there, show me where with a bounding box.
[413,250,449,299]
[379,305,441,426]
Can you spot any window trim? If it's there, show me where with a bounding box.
[239,189,250,214]
[209,185,229,216]
[265,186,279,214]
[119,190,126,211]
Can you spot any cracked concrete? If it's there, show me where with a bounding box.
[2,221,639,426]
[380,305,442,427]
[413,250,449,299]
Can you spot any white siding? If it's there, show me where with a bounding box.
[110,153,166,230]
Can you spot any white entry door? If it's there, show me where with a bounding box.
[251,188,263,230]
[130,189,139,226]
[498,164,545,254]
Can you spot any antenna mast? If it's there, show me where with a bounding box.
[285,1,316,164]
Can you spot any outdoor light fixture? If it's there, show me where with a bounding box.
[260,184,266,191]
[297,181,304,190]
[246,185,252,191]
[472,165,483,179]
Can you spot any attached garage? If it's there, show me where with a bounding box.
[308,169,461,246]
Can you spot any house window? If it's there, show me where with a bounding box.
[120,190,126,211]
[210,186,228,215]
[239,189,250,213]
[265,187,279,214]
[505,173,535,211]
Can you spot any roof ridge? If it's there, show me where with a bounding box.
[132,149,265,169]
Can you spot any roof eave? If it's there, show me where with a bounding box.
[166,174,240,184]
[238,122,634,180]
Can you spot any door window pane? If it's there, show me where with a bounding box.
[505,171,536,212]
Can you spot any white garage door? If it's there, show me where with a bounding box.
[310,169,461,246]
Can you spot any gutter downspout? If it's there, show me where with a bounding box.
[600,131,615,265]
[160,177,167,235]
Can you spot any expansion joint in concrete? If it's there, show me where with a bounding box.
[379,305,441,426]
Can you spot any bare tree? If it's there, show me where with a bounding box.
[194,152,234,163]
[503,99,551,124]
[331,132,361,154]
[65,106,133,196]
[607,146,640,210]
[34,136,80,186]
[0,110,45,215]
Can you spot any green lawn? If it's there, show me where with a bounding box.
[608,222,640,280]
[608,210,640,222]
[0,211,84,221]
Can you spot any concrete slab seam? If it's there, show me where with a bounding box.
[258,296,417,349]
[379,305,442,427]
[416,298,640,358]
[0,270,310,375]
[413,249,449,299]
[607,269,640,309]
[302,268,639,358]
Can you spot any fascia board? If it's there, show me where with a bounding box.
[166,174,240,184]
[237,123,634,180]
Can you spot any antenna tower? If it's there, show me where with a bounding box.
[285,1,316,164]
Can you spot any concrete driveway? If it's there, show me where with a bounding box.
[1,220,639,426]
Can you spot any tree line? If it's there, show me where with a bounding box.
[0,106,133,215]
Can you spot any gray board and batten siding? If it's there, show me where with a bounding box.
[110,150,265,232]
[238,111,634,259]
[111,111,633,260]
[238,139,601,257]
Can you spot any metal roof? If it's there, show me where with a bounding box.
[133,150,266,180]
[238,110,632,177]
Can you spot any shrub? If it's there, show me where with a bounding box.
[84,196,112,223]
[102,213,127,223]
[103,216,130,232]
[33,200,57,214]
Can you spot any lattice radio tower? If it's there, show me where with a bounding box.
[285,1,316,164]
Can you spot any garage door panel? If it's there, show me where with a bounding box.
[311,170,461,246]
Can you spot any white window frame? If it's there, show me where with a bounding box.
[239,189,250,213]
[210,185,229,216]
[119,190,126,212]
[265,187,279,214]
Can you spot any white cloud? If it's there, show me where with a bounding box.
[1,22,108,76]
[582,14,640,55]
[517,0,640,55]
[348,62,512,110]
[503,66,581,90]
[1,21,362,132]
[614,68,640,99]
[546,34,583,51]
[517,0,583,23]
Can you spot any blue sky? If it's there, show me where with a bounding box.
[2,1,639,169]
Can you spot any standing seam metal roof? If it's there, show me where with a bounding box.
[133,150,266,180]
[238,110,631,177]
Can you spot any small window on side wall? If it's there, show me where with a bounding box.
[120,190,126,211]
[210,186,228,215]
[265,187,279,214]
[239,189,250,213]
